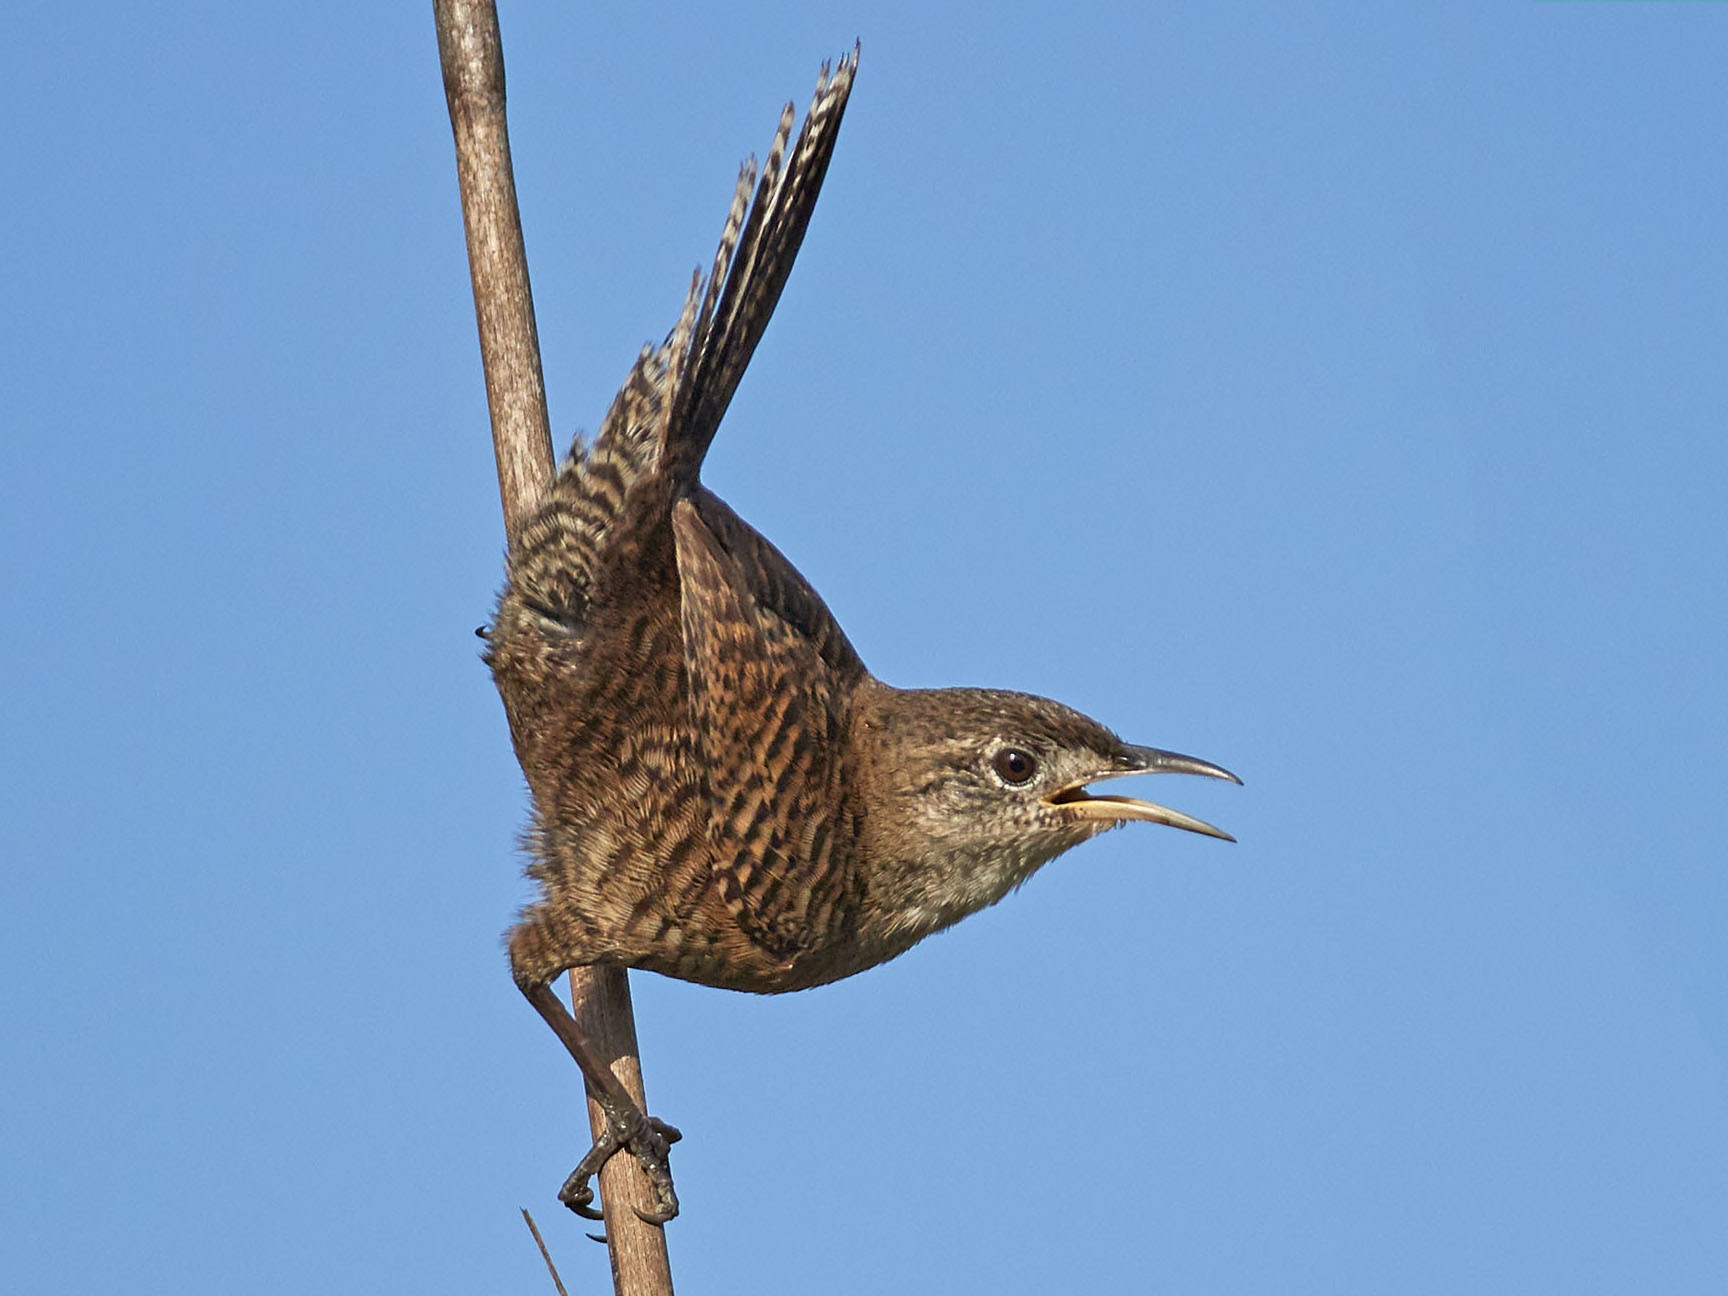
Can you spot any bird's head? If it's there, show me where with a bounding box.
[852,683,1239,944]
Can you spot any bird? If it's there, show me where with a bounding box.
[484,49,1238,1226]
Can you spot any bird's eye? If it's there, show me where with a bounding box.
[993,746,1038,786]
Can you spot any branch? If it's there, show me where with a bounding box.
[521,1209,571,1296]
[433,3,675,1292]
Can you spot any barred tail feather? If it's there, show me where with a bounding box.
[662,47,858,483]
[498,48,857,632]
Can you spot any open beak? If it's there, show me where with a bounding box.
[1045,744,1241,842]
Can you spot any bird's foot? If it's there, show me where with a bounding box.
[557,1104,683,1225]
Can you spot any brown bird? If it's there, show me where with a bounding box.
[485,50,1238,1225]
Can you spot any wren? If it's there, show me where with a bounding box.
[485,50,1238,1224]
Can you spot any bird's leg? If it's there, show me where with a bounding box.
[520,980,682,1224]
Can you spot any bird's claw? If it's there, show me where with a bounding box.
[557,1109,682,1225]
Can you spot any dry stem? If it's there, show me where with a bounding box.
[433,3,675,1292]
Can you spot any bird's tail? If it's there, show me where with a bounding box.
[657,47,857,485]
[500,50,856,631]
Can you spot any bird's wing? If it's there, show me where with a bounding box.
[671,499,862,962]
[689,487,867,683]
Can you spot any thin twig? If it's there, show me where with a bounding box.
[432,3,674,1293]
[521,1209,572,1296]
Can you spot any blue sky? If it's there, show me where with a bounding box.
[5,3,1725,1293]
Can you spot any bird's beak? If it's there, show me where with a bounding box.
[1045,744,1241,842]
